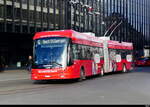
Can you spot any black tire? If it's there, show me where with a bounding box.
[33,80,46,84]
[33,80,40,84]
[78,68,86,82]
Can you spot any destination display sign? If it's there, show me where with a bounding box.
[37,39,67,45]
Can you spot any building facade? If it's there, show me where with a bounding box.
[0,0,150,68]
[67,0,150,54]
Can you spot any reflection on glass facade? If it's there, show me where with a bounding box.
[0,0,66,33]
[0,0,150,55]
[67,0,150,56]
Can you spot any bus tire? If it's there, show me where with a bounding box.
[33,80,40,84]
[33,80,46,84]
[78,68,86,82]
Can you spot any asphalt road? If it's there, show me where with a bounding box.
[0,67,150,105]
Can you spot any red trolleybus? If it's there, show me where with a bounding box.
[101,38,134,75]
[32,30,134,82]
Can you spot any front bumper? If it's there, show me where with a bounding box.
[31,69,79,80]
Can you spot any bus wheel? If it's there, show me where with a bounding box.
[122,65,127,73]
[33,80,46,84]
[33,80,40,84]
[78,68,86,82]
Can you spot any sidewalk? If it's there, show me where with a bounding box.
[1,66,29,72]
[0,69,30,82]
[4,69,27,72]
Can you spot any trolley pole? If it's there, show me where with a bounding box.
[103,21,117,37]
[103,20,123,39]
[108,21,123,38]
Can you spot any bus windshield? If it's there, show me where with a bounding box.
[33,37,69,69]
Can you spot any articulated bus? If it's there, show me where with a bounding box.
[32,30,134,82]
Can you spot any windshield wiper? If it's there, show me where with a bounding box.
[50,61,62,67]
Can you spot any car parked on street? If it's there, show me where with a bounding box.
[135,57,150,66]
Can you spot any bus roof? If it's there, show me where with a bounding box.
[33,30,73,40]
[34,30,101,41]
[121,42,133,50]
[107,40,133,50]
[34,30,133,50]
[33,30,103,47]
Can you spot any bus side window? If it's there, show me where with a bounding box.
[87,47,91,60]
[117,49,121,54]
[78,45,81,59]
[68,44,74,66]
[83,46,88,60]
[121,50,126,59]
[109,49,116,61]
[91,47,95,60]
[72,44,79,60]
[84,46,89,60]
[82,45,86,60]
[99,48,103,57]
[128,50,133,55]
[78,45,83,60]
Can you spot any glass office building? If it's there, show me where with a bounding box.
[0,0,149,68]
[0,0,67,67]
[67,0,150,55]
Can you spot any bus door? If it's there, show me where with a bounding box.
[103,40,111,73]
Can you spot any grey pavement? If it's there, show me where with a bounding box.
[0,70,29,82]
[0,67,150,105]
